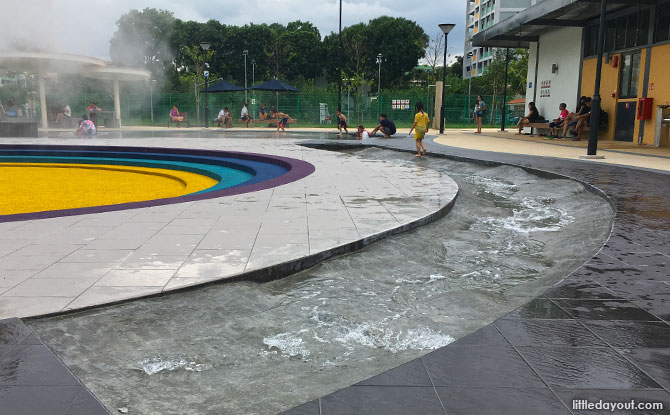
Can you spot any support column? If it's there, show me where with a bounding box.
[433,81,443,130]
[113,79,121,128]
[38,74,48,131]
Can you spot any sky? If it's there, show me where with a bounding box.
[0,0,466,60]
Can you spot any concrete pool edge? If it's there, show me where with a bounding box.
[0,145,314,223]
[278,138,670,415]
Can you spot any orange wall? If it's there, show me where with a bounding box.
[581,56,620,140]
[582,46,670,145]
[642,43,670,145]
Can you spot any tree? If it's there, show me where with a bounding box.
[450,56,464,77]
[109,8,176,79]
[424,31,444,82]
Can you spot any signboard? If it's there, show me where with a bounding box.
[539,80,551,98]
[392,99,411,111]
[204,71,210,78]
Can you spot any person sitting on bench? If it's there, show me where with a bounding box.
[241,102,251,127]
[549,103,569,138]
[562,97,590,138]
[215,107,232,127]
[370,113,396,138]
[570,99,592,141]
[516,101,540,134]
[258,104,269,120]
[170,106,184,123]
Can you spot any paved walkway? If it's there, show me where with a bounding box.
[281,133,670,414]
[0,137,457,318]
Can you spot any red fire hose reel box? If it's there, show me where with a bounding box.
[638,97,653,120]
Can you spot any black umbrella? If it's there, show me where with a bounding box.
[201,80,245,92]
[249,79,300,110]
[249,79,300,92]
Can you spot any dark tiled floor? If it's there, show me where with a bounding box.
[281,138,670,414]
[0,318,108,415]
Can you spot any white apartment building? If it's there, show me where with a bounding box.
[463,0,532,78]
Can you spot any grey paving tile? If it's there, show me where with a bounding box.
[278,399,320,415]
[495,319,608,347]
[64,286,159,310]
[506,298,573,319]
[3,278,95,298]
[355,359,432,386]
[421,345,545,388]
[0,386,84,415]
[94,269,176,287]
[0,318,33,345]
[449,324,509,347]
[582,321,670,349]
[622,348,670,390]
[0,297,74,319]
[64,390,110,415]
[0,270,38,288]
[320,386,445,415]
[553,299,661,321]
[542,280,621,300]
[60,250,134,264]
[0,344,81,386]
[517,346,662,389]
[117,254,187,270]
[33,263,113,279]
[436,387,571,415]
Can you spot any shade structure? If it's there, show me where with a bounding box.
[201,80,245,93]
[249,79,299,112]
[249,79,300,92]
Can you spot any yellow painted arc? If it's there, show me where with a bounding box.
[0,163,219,215]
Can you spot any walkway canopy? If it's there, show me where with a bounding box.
[471,0,647,48]
[201,80,244,93]
[0,51,149,129]
[250,79,300,110]
[86,66,151,127]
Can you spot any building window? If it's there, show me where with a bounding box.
[655,4,670,42]
[584,8,651,56]
[619,51,641,98]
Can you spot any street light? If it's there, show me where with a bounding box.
[376,53,383,118]
[147,79,157,124]
[376,53,383,96]
[467,51,473,121]
[501,48,510,131]
[243,49,249,104]
[337,0,343,111]
[438,23,455,135]
[200,42,212,128]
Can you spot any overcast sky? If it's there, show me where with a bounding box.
[0,0,465,60]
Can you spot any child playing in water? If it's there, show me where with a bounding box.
[408,101,430,157]
[336,109,348,137]
[76,115,97,138]
[272,109,294,133]
[356,125,369,141]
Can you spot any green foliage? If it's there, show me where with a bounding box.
[109,8,176,79]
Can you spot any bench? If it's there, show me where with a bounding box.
[235,118,298,127]
[528,122,551,135]
[168,112,190,128]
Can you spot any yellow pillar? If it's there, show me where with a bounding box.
[433,81,443,130]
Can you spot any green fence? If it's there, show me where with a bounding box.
[54,90,524,129]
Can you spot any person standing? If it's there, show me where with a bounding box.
[475,95,485,134]
[336,109,348,137]
[408,101,430,158]
[241,102,251,127]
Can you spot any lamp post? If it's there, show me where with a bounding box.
[586,0,608,157]
[200,42,211,128]
[251,58,256,116]
[243,49,249,104]
[337,0,342,111]
[467,51,473,123]
[438,23,455,135]
[501,48,510,131]
[376,53,383,118]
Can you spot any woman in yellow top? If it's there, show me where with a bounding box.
[408,101,430,157]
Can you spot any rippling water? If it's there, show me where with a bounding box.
[30,148,614,415]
